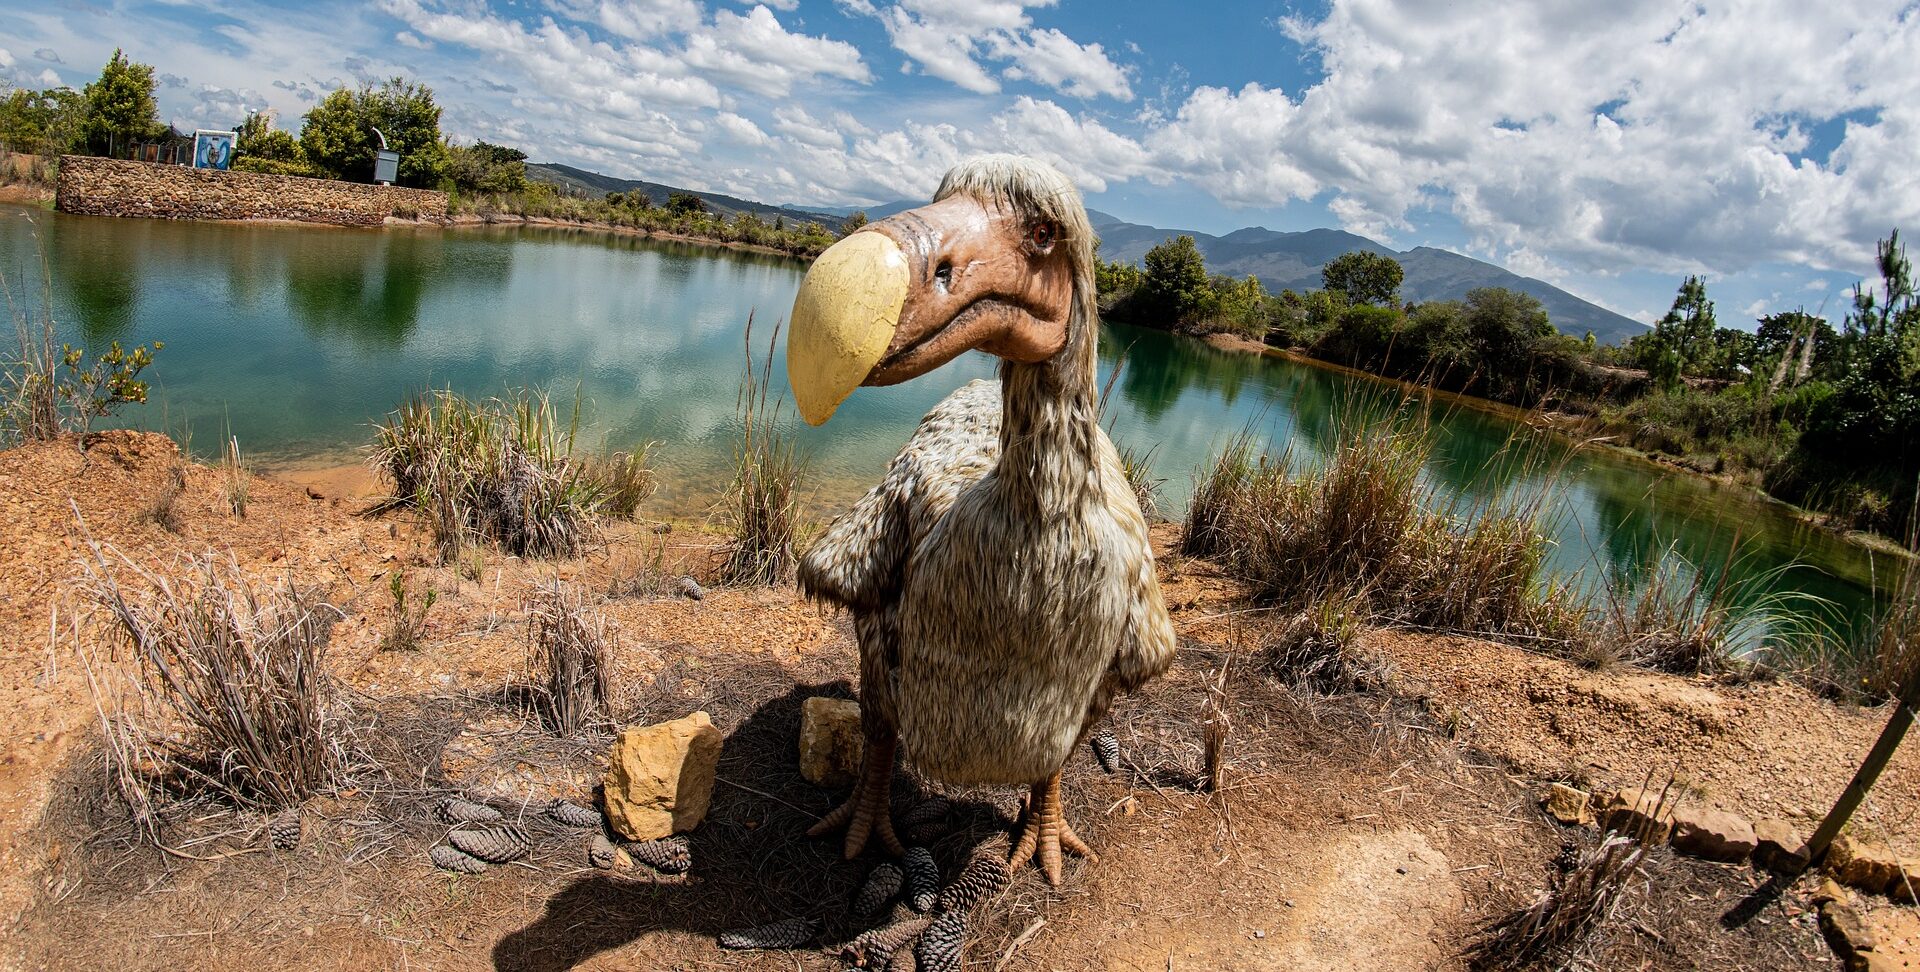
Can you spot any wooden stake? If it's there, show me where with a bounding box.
[1804,664,1920,866]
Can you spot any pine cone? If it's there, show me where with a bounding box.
[936,855,1009,914]
[902,847,940,912]
[916,911,967,972]
[900,796,951,829]
[1091,728,1122,774]
[887,946,919,972]
[717,916,818,950]
[842,914,931,968]
[429,843,489,874]
[852,862,904,921]
[436,796,502,825]
[907,820,952,845]
[588,832,621,869]
[626,834,691,873]
[267,809,302,850]
[546,800,602,829]
[449,824,530,863]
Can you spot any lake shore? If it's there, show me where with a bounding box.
[0,429,1911,969]
[440,210,812,261]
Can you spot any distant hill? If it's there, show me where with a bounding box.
[527,163,847,228]
[1087,211,1647,345]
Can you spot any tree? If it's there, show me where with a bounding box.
[841,210,868,236]
[82,49,160,157]
[1638,275,1716,388]
[0,87,90,156]
[1321,250,1404,306]
[446,139,529,194]
[232,110,313,175]
[1136,235,1210,325]
[666,191,708,217]
[299,78,450,188]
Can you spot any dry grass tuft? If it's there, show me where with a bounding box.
[372,388,632,560]
[581,446,657,520]
[74,543,352,838]
[1185,402,1580,647]
[525,581,612,735]
[220,435,249,518]
[1465,833,1650,971]
[144,463,187,533]
[1118,443,1164,523]
[717,315,803,586]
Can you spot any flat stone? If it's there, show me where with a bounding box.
[1811,877,1849,905]
[1670,807,1757,863]
[1818,898,1876,966]
[1829,835,1903,895]
[797,697,864,788]
[1892,859,1920,903]
[1598,786,1673,845]
[603,711,723,841]
[1544,784,1593,826]
[1753,819,1810,872]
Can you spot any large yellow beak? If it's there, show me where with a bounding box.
[786,232,909,426]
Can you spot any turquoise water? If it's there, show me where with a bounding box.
[1,203,1899,647]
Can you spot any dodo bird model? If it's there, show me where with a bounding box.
[786,155,1175,885]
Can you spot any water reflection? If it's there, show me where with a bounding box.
[0,203,1893,648]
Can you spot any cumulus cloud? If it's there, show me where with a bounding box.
[850,0,1133,101]
[679,5,871,98]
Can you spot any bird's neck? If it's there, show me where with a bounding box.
[995,340,1101,516]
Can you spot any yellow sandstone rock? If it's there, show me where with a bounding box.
[798,697,865,787]
[603,711,724,841]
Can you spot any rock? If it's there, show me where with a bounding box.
[1543,783,1593,826]
[1818,897,1876,967]
[603,711,723,841]
[1891,859,1920,903]
[1598,786,1672,844]
[1829,835,1903,895]
[1811,877,1849,905]
[1670,808,1757,862]
[1753,819,1810,872]
[798,697,865,787]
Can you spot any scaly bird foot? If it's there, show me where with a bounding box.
[807,731,904,859]
[1008,770,1096,886]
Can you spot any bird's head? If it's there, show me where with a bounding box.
[786,154,1094,425]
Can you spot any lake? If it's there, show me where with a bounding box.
[0,203,1898,652]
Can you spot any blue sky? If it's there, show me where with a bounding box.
[4,0,1918,330]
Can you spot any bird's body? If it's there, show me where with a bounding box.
[803,376,1172,785]
[787,154,1174,882]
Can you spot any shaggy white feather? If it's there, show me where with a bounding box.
[799,155,1175,786]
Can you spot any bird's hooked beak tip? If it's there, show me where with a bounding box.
[785,231,909,426]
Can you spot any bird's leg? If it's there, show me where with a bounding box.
[807,728,905,859]
[1008,769,1096,886]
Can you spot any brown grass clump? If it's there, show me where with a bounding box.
[1118,443,1164,523]
[221,434,250,518]
[525,581,612,735]
[1187,403,1579,647]
[144,463,187,533]
[74,545,352,838]
[582,446,657,520]
[370,388,613,560]
[717,315,803,586]
[1465,833,1650,971]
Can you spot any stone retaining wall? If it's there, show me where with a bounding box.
[55,156,447,226]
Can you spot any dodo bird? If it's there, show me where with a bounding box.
[785,155,1175,885]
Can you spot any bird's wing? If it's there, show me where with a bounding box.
[798,380,1001,611]
[1098,431,1177,696]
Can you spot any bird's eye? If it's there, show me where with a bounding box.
[1029,221,1057,249]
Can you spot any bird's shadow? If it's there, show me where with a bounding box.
[490,676,1011,971]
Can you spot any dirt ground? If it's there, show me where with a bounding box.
[0,431,1913,970]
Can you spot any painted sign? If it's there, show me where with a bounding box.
[193,129,234,170]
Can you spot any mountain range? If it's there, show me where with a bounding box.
[531,162,1645,344]
[1085,211,1646,344]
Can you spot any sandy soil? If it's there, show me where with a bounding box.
[0,431,1910,970]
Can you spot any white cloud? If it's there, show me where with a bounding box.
[680,5,871,98]
[852,1,1133,101]
[713,110,771,146]
[394,31,430,50]
[0,48,13,70]
[550,0,704,40]
[771,105,844,149]
[1805,277,1830,292]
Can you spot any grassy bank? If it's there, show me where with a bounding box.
[450,187,841,259]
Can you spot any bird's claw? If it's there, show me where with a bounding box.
[1009,771,1096,886]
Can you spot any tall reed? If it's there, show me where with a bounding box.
[717,315,803,586]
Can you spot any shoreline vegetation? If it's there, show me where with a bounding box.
[3,49,1913,549]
